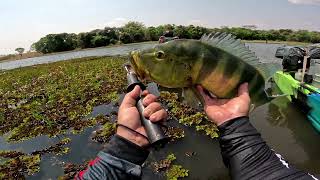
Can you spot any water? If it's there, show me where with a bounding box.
[0,42,285,71]
[1,42,320,179]
[0,42,157,70]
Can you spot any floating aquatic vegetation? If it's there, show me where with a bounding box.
[166,165,189,180]
[0,151,40,179]
[94,114,113,125]
[159,91,203,126]
[165,126,185,142]
[152,153,189,180]
[0,150,25,158]
[0,137,71,179]
[91,121,117,143]
[31,137,71,156]
[178,112,205,126]
[152,153,176,172]
[58,161,89,180]
[159,91,219,139]
[195,124,219,139]
[0,56,127,142]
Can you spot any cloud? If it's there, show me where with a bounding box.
[288,0,320,5]
[105,18,128,27]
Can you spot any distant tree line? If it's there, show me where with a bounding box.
[219,27,320,43]
[32,21,320,54]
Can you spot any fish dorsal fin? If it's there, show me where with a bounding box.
[256,63,282,80]
[200,32,260,67]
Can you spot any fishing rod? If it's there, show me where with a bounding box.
[124,64,168,147]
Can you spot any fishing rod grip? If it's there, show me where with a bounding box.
[125,67,168,147]
[136,98,168,146]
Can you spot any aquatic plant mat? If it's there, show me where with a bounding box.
[0,56,218,179]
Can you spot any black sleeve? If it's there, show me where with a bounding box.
[218,117,318,180]
[75,135,149,180]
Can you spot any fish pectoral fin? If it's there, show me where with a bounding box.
[182,87,203,109]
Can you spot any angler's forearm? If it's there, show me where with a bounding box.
[75,135,149,180]
[218,117,316,180]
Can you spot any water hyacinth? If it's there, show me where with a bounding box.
[165,126,185,142]
[0,55,222,179]
[152,153,189,180]
[0,151,40,179]
[0,56,127,142]
[159,91,219,139]
[152,153,177,172]
[91,121,117,143]
[58,160,90,180]
[166,165,189,180]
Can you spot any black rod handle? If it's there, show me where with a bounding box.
[124,65,168,146]
[136,96,168,145]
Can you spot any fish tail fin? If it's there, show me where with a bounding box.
[251,63,286,107]
[256,63,284,99]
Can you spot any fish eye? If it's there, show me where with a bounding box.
[155,51,165,59]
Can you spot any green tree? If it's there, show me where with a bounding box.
[186,25,208,39]
[173,25,189,38]
[295,30,312,42]
[119,32,131,44]
[144,26,159,41]
[15,47,24,56]
[91,35,109,47]
[99,27,119,44]
[31,21,320,54]
[155,25,165,37]
[163,24,175,31]
[78,32,95,48]
[310,32,320,43]
[122,21,146,43]
[30,43,36,52]
[34,33,78,54]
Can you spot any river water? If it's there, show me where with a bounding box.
[0,42,156,70]
[0,42,319,179]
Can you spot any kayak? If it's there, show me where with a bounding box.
[273,71,320,133]
[308,94,320,132]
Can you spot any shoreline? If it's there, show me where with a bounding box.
[0,41,157,63]
[0,40,311,63]
[242,40,310,46]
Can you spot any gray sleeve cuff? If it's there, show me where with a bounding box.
[102,135,149,165]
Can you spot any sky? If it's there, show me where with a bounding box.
[1,0,320,55]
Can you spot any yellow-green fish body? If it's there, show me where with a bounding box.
[130,33,279,107]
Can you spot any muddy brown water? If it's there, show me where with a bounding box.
[0,43,319,179]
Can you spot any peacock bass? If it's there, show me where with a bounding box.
[129,33,280,108]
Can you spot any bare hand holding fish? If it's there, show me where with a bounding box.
[197,83,250,126]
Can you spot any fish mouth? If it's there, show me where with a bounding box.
[129,51,146,80]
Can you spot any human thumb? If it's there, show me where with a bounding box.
[196,85,210,104]
[121,85,141,108]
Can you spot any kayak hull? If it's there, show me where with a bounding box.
[273,71,320,133]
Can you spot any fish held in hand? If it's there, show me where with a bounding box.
[129,32,281,108]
